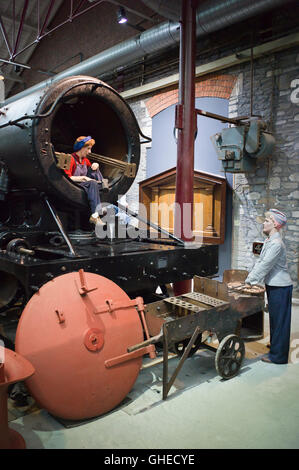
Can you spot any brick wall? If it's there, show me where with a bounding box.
[145,74,237,117]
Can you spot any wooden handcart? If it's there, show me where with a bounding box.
[129,270,265,399]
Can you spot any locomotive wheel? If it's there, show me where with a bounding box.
[215,334,245,379]
[172,334,202,358]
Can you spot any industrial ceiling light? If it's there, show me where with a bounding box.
[117,7,128,24]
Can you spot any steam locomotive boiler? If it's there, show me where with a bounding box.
[0,75,220,421]
[0,75,218,313]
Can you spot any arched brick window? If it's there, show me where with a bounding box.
[145,74,237,118]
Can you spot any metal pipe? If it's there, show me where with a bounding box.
[39,0,57,37]
[196,108,246,125]
[174,0,197,242]
[43,196,77,257]
[117,203,184,245]
[37,0,40,37]
[142,0,289,30]
[250,43,254,117]
[73,0,85,16]
[10,0,29,60]
[173,0,197,296]
[0,58,30,70]
[3,0,288,105]
[0,16,12,57]
[18,247,35,256]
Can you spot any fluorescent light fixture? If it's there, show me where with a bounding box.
[117,7,127,24]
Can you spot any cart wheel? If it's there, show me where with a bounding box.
[215,334,245,379]
[172,334,202,358]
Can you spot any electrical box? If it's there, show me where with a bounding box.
[211,119,275,173]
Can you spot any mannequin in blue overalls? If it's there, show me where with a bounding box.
[245,209,293,364]
[64,136,105,226]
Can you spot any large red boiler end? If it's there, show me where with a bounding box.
[15,270,152,421]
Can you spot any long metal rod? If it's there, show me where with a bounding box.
[39,0,56,37]
[43,196,77,257]
[10,0,29,60]
[73,0,86,16]
[12,0,15,53]
[250,43,254,117]
[196,108,244,125]
[37,0,40,37]
[0,57,30,69]
[162,323,169,400]
[117,203,184,245]
[0,16,12,57]
[70,0,73,19]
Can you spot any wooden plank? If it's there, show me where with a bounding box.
[54,151,136,177]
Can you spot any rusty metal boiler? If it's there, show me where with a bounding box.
[15,270,155,420]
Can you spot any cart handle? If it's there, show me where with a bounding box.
[127,332,163,353]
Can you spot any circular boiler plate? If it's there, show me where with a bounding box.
[15,271,144,420]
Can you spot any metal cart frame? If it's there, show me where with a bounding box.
[129,272,265,400]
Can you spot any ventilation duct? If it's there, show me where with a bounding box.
[3,0,289,105]
[141,0,290,35]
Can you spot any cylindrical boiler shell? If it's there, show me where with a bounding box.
[0,76,140,210]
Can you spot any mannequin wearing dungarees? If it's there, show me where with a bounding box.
[245,209,293,364]
[64,136,104,225]
[72,153,102,215]
[87,164,104,184]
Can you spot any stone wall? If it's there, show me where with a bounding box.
[230,47,299,293]
[126,46,299,293]
[125,100,152,214]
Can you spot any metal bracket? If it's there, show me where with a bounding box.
[55,309,65,324]
[94,297,140,314]
[75,269,98,296]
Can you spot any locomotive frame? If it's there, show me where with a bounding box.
[0,74,219,323]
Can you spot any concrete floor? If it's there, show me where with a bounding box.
[7,298,299,450]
